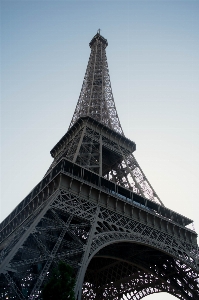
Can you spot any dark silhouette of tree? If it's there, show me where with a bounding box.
[42,261,75,300]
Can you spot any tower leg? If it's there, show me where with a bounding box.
[75,207,100,300]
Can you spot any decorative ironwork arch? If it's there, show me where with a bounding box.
[80,238,198,300]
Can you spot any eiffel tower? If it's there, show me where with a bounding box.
[0,31,199,300]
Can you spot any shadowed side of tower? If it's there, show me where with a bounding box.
[0,32,198,300]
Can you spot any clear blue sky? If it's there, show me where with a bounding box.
[1,1,199,299]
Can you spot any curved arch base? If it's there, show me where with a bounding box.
[82,242,199,300]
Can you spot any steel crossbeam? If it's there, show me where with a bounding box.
[29,215,73,299]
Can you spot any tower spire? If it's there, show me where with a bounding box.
[69,33,123,135]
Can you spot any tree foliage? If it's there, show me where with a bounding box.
[42,261,75,300]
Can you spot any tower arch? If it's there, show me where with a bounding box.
[81,240,197,300]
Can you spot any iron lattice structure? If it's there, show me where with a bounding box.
[0,32,199,300]
[46,33,163,206]
[69,33,123,135]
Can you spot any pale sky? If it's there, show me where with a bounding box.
[1,1,199,299]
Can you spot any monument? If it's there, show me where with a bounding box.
[0,32,198,300]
